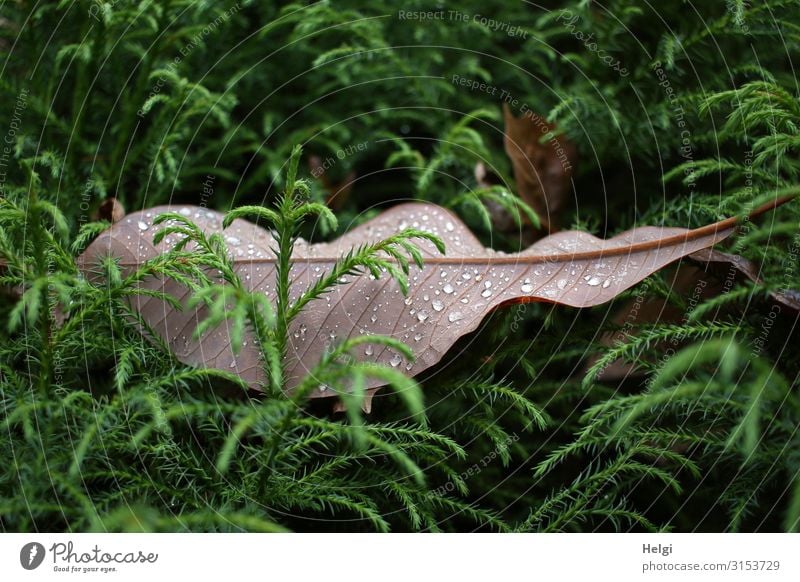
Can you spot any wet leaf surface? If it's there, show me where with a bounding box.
[77,198,789,401]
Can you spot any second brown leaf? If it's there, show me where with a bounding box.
[503,103,577,233]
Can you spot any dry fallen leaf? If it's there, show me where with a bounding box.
[502,104,577,231]
[587,245,800,385]
[586,264,720,384]
[689,248,800,312]
[308,154,356,211]
[77,197,791,408]
[95,197,126,223]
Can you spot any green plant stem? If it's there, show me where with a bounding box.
[273,214,293,362]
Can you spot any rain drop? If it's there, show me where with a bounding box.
[417,310,430,322]
[137,221,149,231]
[448,311,464,323]
[443,284,454,294]
[587,277,602,286]
[432,300,444,311]
[390,354,402,367]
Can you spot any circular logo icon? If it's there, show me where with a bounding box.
[20,542,46,570]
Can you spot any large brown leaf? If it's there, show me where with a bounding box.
[77,197,790,406]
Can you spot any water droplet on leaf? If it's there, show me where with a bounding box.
[448,311,464,322]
